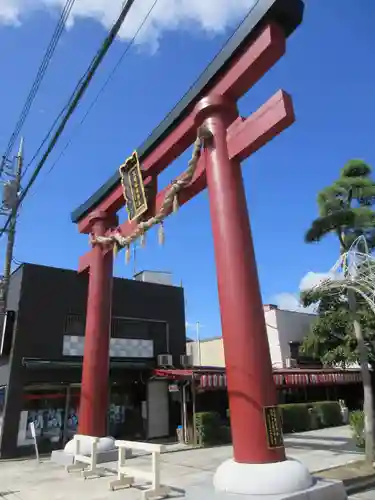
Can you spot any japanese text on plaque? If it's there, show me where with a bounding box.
[264,406,284,449]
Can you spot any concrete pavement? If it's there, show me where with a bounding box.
[0,426,367,499]
[350,488,375,499]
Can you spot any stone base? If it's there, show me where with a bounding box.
[186,459,347,500]
[64,435,115,455]
[214,459,313,496]
[51,448,124,467]
[186,477,347,500]
[51,435,132,466]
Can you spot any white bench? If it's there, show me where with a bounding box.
[66,435,106,479]
[109,440,171,499]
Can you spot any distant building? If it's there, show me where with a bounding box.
[179,304,362,412]
[186,304,318,369]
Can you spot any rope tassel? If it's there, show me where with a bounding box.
[90,129,208,255]
[158,222,165,246]
[173,193,179,213]
[113,242,119,259]
[125,245,131,264]
[140,232,146,248]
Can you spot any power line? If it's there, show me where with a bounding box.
[2,0,258,236]
[0,0,137,238]
[0,0,76,176]
[35,0,259,189]
[21,75,87,179]
[25,0,159,188]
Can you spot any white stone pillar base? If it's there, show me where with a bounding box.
[64,435,115,454]
[211,459,346,499]
[214,458,312,496]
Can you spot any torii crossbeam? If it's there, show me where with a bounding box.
[70,1,332,497]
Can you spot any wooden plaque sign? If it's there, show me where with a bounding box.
[264,406,284,449]
[119,151,148,222]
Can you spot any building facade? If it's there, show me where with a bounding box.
[183,304,362,413]
[0,263,186,458]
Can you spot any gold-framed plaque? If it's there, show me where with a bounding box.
[264,406,284,449]
[119,151,148,222]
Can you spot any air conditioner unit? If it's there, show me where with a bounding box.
[285,357,298,368]
[180,354,193,367]
[157,354,173,367]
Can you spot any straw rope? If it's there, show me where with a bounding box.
[91,126,211,259]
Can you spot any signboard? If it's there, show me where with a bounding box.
[119,151,148,222]
[168,384,179,393]
[264,406,284,449]
[29,421,40,462]
[29,421,36,439]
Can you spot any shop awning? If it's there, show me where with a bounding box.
[153,368,362,389]
[22,357,152,370]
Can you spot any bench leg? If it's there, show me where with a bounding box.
[142,485,171,500]
[66,463,87,473]
[109,475,134,491]
[81,467,106,480]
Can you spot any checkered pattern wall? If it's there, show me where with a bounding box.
[62,335,154,358]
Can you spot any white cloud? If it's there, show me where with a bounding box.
[0,0,257,51]
[271,271,333,314]
[299,271,332,291]
[272,292,306,313]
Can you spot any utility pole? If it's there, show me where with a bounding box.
[186,320,204,366]
[195,321,201,366]
[1,138,23,315]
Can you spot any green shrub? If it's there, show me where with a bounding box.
[312,402,343,428]
[195,412,222,446]
[225,401,342,440]
[349,410,365,449]
[279,403,311,433]
[219,425,232,444]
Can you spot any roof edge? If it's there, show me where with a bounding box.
[72,0,304,223]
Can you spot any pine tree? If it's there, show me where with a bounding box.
[302,159,375,463]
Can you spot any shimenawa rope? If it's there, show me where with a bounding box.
[91,126,211,262]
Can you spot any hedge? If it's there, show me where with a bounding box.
[204,401,343,447]
[195,412,231,446]
[279,401,343,433]
[279,403,311,433]
[349,410,365,448]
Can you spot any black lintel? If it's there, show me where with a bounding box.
[71,0,304,224]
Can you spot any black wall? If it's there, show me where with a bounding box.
[0,263,186,457]
[10,264,186,361]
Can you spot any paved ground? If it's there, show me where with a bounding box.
[0,426,368,499]
[350,488,375,499]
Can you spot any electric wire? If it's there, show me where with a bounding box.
[0,0,76,177]
[45,0,261,185]
[26,0,159,192]
[1,0,259,235]
[23,0,254,202]
[0,0,137,237]
[21,73,88,179]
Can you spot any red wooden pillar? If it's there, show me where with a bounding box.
[78,210,117,437]
[195,95,285,464]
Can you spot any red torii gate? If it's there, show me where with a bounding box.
[71,0,323,496]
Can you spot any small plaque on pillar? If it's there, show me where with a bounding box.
[119,151,148,222]
[264,406,284,449]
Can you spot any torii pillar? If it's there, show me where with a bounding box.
[78,210,117,437]
[193,95,312,495]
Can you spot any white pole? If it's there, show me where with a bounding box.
[196,321,201,366]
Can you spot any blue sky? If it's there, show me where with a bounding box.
[0,0,374,339]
